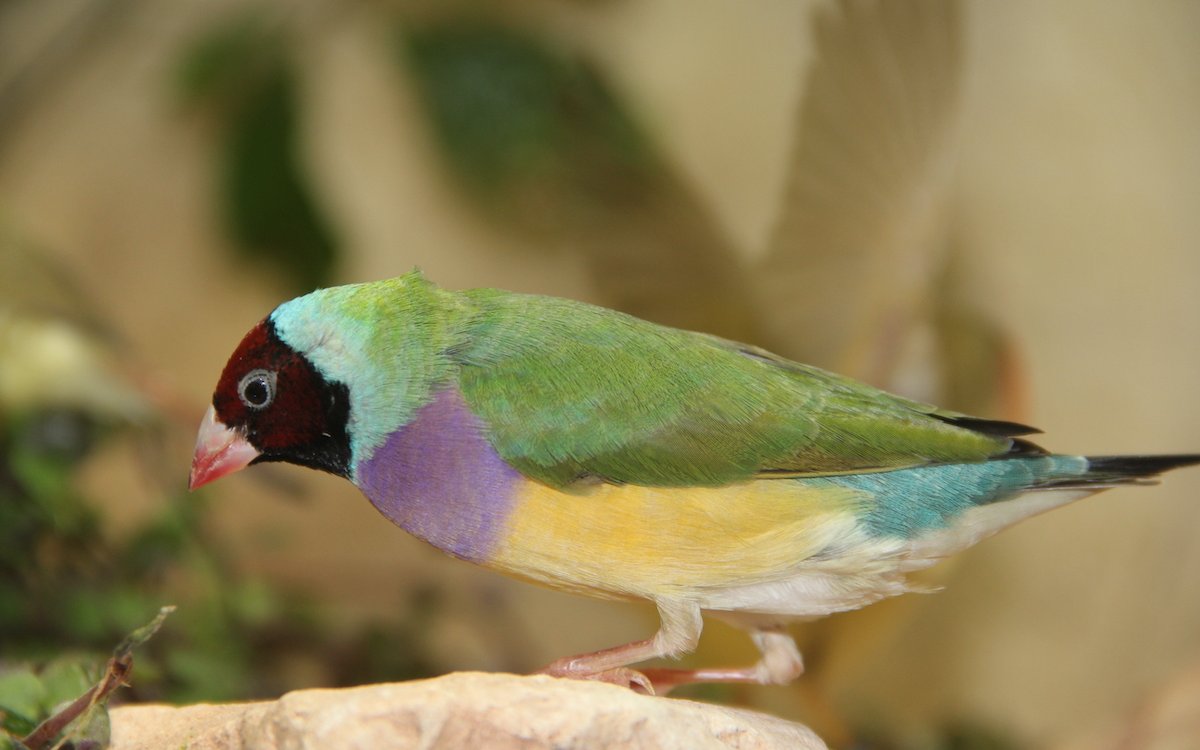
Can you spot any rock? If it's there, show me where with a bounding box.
[109,672,825,749]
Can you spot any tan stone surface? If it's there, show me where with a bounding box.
[109,702,269,750]
[109,672,826,750]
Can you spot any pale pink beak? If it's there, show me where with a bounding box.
[189,406,260,490]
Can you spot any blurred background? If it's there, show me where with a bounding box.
[1,0,1198,747]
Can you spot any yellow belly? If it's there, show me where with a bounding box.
[487,477,865,601]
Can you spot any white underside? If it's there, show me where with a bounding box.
[693,487,1098,618]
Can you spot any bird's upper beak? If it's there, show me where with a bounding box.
[189,405,260,490]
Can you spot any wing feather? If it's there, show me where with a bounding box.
[454,290,1012,489]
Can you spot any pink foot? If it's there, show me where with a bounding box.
[555,666,655,694]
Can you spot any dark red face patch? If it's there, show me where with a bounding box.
[211,319,351,477]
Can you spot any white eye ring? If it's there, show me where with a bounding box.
[238,369,277,410]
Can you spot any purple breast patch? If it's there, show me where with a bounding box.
[355,387,522,562]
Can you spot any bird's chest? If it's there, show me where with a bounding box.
[352,388,523,563]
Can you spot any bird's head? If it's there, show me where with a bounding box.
[189,317,351,490]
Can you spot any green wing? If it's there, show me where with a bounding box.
[453,289,1025,489]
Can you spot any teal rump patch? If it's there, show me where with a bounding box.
[811,456,1088,538]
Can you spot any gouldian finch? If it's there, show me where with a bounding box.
[190,272,1199,693]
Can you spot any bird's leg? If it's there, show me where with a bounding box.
[637,627,804,695]
[538,599,702,694]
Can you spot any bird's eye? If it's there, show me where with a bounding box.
[238,369,277,410]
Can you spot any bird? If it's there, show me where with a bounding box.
[189,271,1199,694]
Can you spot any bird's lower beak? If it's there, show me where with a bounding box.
[189,406,260,490]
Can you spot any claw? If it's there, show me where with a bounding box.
[589,667,655,695]
[537,662,656,695]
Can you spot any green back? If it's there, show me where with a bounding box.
[454,288,1011,488]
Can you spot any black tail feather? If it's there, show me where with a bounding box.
[1033,453,1200,490]
[1085,454,1200,480]
[936,414,1043,438]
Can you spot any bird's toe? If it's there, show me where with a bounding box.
[537,662,656,695]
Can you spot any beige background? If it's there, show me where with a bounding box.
[1,0,1197,745]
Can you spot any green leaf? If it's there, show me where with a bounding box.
[175,13,277,107]
[59,705,108,750]
[113,606,175,661]
[404,22,571,190]
[400,20,651,199]
[177,12,341,291]
[36,659,93,712]
[219,60,339,292]
[40,659,109,750]
[0,669,43,733]
[397,17,760,341]
[0,733,28,750]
